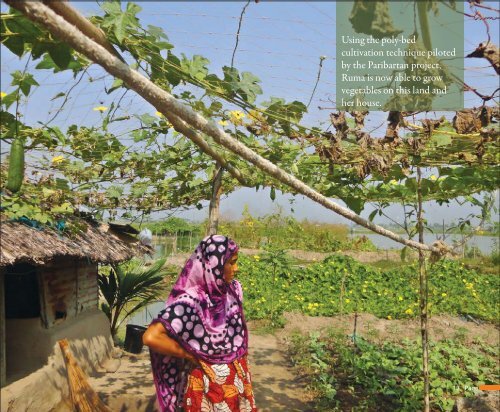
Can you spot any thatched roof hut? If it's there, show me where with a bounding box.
[0,217,153,406]
[0,218,151,267]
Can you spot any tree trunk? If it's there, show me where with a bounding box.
[417,167,430,412]
[207,166,224,236]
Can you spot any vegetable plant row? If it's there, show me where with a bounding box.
[238,254,498,323]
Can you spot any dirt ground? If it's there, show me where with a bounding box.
[275,312,500,347]
[162,248,409,269]
[84,312,498,411]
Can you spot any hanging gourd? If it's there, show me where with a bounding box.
[6,136,25,193]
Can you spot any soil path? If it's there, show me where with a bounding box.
[248,332,311,411]
[88,332,310,412]
[88,313,497,411]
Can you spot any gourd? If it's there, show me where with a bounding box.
[6,136,24,192]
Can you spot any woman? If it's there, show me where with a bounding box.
[143,235,257,412]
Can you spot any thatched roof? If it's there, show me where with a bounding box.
[0,218,152,267]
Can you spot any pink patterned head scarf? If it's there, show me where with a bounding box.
[149,235,247,411]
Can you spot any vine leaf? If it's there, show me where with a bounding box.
[180,54,209,81]
[3,36,24,57]
[101,1,142,44]
[239,72,263,104]
[343,195,364,214]
[431,133,452,147]
[47,43,71,70]
[11,71,39,96]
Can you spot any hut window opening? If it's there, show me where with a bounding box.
[5,264,40,319]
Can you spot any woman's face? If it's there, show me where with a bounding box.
[223,252,239,284]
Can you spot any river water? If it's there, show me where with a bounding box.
[358,233,497,254]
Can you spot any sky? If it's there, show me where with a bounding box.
[1,1,498,226]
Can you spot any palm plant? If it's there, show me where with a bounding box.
[98,258,166,339]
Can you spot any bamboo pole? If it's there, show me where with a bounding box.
[417,167,430,412]
[6,0,443,255]
[43,0,125,62]
[206,165,224,236]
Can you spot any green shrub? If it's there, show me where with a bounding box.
[288,331,498,411]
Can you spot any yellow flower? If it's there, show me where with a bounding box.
[429,175,437,181]
[345,298,351,303]
[389,179,398,185]
[229,110,245,125]
[229,110,245,120]
[0,92,6,99]
[398,296,404,301]
[465,283,474,289]
[387,315,392,320]
[93,106,108,112]
[405,308,413,315]
[253,255,260,261]
[51,155,65,164]
[155,111,164,117]
[218,120,228,126]
[441,293,447,297]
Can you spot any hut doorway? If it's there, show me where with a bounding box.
[3,263,44,383]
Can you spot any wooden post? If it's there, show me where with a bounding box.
[417,167,430,412]
[0,270,6,387]
[207,165,224,236]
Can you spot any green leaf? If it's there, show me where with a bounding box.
[0,111,17,133]
[0,91,18,110]
[35,54,58,71]
[55,178,70,190]
[343,195,364,214]
[11,71,39,96]
[368,209,378,222]
[239,71,263,103]
[101,1,141,43]
[136,113,156,126]
[147,24,169,40]
[50,92,66,101]
[107,78,124,94]
[180,54,209,81]
[400,246,408,262]
[106,185,124,199]
[2,35,24,57]
[432,133,452,147]
[47,43,72,70]
[165,52,182,86]
[270,187,276,201]
[50,202,73,214]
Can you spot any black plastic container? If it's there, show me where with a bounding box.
[123,324,147,354]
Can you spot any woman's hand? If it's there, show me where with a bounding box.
[143,322,198,364]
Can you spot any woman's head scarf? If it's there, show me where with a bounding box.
[150,235,248,411]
